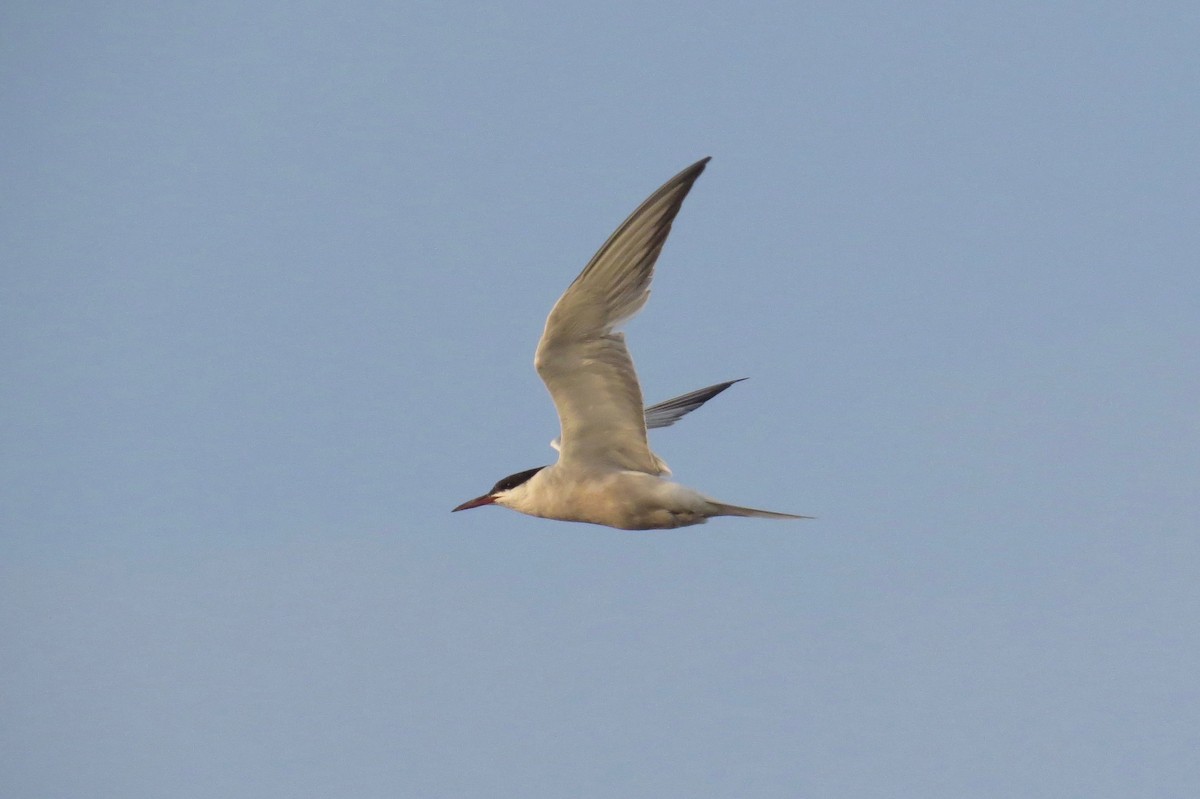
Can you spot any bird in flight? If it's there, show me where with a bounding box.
[453,157,808,529]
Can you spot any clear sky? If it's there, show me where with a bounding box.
[3,2,1198,797]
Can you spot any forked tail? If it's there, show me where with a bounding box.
[708,502,813,521]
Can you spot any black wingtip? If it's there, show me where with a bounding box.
[702,377,748,397]
[677,157,711,181]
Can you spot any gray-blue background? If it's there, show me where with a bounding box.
[4,2,1197,796]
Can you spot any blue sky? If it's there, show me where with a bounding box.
[3,2,1198,797]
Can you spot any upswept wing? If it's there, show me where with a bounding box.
[534,158,710,474]
[643,378,745,430]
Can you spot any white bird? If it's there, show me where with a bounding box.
[453,157,809,529]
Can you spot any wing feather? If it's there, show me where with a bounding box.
[643,378,745,430]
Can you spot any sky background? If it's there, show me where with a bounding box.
[3,2,1198,797]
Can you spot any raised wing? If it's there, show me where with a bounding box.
[643,378,745,430]
[535,157,710,474]
[550,378,745,451]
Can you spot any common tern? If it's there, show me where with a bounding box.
[453,157,808,529]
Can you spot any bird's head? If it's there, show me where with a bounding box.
[452,466,546,513]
